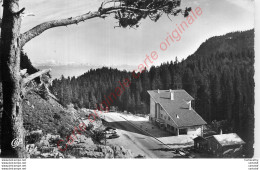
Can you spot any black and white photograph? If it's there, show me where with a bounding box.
[0,0,257,166]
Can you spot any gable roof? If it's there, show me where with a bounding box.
[194,136,207,142]
[210,133,245,146]
[147,89,207,128]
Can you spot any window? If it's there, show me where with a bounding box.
[179,128,188,135]
[168,116,170,121]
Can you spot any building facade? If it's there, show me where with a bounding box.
[148,89,207,136]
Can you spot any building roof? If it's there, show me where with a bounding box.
[193,136,207,142]
[147,90,207,128]
[210,133,246,146]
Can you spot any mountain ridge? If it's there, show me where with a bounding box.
[189,29,254,59]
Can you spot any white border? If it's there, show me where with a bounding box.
[254,0,259,158]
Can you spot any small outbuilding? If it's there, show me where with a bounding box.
[194,136,208,152]
[193,133,246,157]
[207,133,245,157]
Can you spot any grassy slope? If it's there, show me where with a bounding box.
[22,91,80,136]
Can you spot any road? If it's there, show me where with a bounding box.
[102,113,175,158]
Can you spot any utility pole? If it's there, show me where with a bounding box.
[102,130,107,146]
[105,131,107,146]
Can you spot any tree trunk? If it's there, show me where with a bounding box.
[0,0,26,158]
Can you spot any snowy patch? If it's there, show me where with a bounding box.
[213,133,245,146]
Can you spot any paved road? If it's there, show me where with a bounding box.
[103,113,174,158]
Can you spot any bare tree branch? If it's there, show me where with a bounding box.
[48,93,59,101]
[21,12,35,18]
[20,0,189,47]
[19,6,161,47]
[20,11,98,47]
[22,68,51,85]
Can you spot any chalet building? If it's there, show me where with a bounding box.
[194,133,245,157]
[206,133,245,157]
[147,89,207,136]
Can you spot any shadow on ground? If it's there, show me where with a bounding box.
[158,142,193,146]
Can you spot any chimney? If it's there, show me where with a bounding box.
[220,129,223,135]
[170,90,174,100]
[187,101,191,110]
[158,89,160,93]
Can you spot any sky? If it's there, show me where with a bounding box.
[0,0,255,67]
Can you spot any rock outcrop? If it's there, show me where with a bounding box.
[26,131,134,158]
[68,144,134,158]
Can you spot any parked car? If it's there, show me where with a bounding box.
[108,133,120,139]
[105,129,116,134]
[105,127,116,131]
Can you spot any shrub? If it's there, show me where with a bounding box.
[53,113,61,120]
[86,123,94,131]
[92,129,105,143]
[25,132,43,144]
[58,125,72,138]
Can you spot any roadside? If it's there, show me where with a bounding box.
[118,115,172,149]
[103,113,174,158]
[118,113,194,149]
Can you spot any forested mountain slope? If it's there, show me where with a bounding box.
[51,29,255,157]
